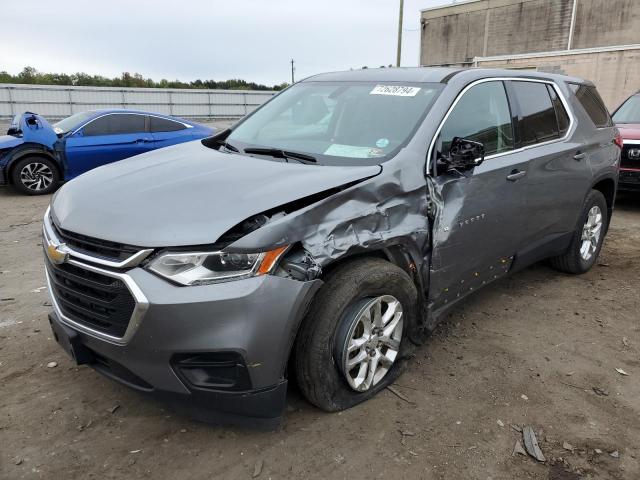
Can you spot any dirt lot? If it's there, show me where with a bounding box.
[1,181,639,479]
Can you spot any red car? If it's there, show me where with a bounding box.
[613,92,640,191]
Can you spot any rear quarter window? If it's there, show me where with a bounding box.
[570,84,613,128]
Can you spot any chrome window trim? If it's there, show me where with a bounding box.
[45,258,148,345]
[69,111,192,136]
[426,77,576,174]
[623,139,640,145]
[43,207,153,269]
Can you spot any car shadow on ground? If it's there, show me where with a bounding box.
[616,192,640,211]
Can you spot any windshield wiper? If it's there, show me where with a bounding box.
[244,147,317,164]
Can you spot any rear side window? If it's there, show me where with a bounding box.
[547,85,571,137]
[150,116,186,132]
[439,81,514,156]
[570,84,613,128]
[84,114,145,136]
[511,81,560,146]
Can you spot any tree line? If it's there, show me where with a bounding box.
[0,67,288,91]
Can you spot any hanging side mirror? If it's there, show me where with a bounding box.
[444,137,485,170]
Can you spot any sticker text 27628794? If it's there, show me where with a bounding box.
[370,85,421,97]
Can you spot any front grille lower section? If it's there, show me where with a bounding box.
[51,217,143,262]
[621,145,640,169]
[46,257,136,338]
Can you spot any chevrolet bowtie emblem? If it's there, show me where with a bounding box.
[46,242,69,265]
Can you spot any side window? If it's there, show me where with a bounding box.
[511,81,559,146]
[83,116,110,136]
[109,114,146,135]
[83,114,145,136]
[439,81,514,156]
[150,116,186,133]
[547,85,571,137]
[570,84,613,128]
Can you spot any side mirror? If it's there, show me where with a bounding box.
[445,137,485,170]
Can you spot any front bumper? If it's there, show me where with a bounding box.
[618,169,640,191]
[46,260,321,427]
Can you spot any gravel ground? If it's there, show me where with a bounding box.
[1,173,639,479]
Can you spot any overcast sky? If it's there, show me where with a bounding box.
[1,0,454,86]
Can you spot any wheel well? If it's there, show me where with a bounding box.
[7,152,60,185]
[592,178,615,228]
[319,246,418,281]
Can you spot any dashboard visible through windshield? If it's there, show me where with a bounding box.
[226,81,443,166]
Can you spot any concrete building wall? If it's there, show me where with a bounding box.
[476,47,640,108]
[419,0,640,109]
[420,0,640,64]
[573,0,640,49]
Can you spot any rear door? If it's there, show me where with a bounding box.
[63,113,152,178]
[428,80,529,310]
[149,116,192,149]
[506,80,590,264]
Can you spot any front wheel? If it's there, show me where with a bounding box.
[11,156,60,195]
[550,189,608,274]
[294,257,418,412]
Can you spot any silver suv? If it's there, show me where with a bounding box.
[44,68,621,427]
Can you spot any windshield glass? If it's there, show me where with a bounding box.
[613,95,640,124]
[227,81,443,165]
[53,111,97,134]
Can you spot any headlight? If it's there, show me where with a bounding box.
[147,246,288,286]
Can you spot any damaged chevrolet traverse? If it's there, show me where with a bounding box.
[44,68,620,427]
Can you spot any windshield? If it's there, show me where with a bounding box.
[52,111,97,134]
[613,95,640,124]
[227,81,443,165]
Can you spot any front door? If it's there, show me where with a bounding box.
[63,113,152,179]
[427,80,529,312]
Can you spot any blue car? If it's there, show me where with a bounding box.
[0,110,214,195]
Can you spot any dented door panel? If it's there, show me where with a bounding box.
[427,153,528,312]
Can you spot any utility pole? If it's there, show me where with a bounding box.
[291,59,295,84]
[396,0,404,67]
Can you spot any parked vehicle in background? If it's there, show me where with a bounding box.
[0,110,214,195]
[43,68,620,427]
[612,92,640,191]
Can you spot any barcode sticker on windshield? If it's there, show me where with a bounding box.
[370,85,421,97]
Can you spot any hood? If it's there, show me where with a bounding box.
[8,112,58,148]
[52,141,381,247]
[0,134,23,150]
[617,123,640,141]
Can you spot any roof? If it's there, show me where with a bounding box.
[302,67,462,84]
[81,109,196,124]
[301,67,588,85]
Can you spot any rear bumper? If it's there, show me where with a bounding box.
[46,261,321,427]
[618,169,640,191]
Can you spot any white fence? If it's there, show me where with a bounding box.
[0,84,276,120]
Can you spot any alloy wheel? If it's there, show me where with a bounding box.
[20,162,54,192]
[341,295,403,392]
[580,205,603,261]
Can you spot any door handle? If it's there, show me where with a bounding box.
[573,152,586,161]
[506,170,526,182]
[135,138,152,143]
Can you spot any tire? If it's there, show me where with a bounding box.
[550,189,608,274]
[294,257,418,412]
[11,156,60,195]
